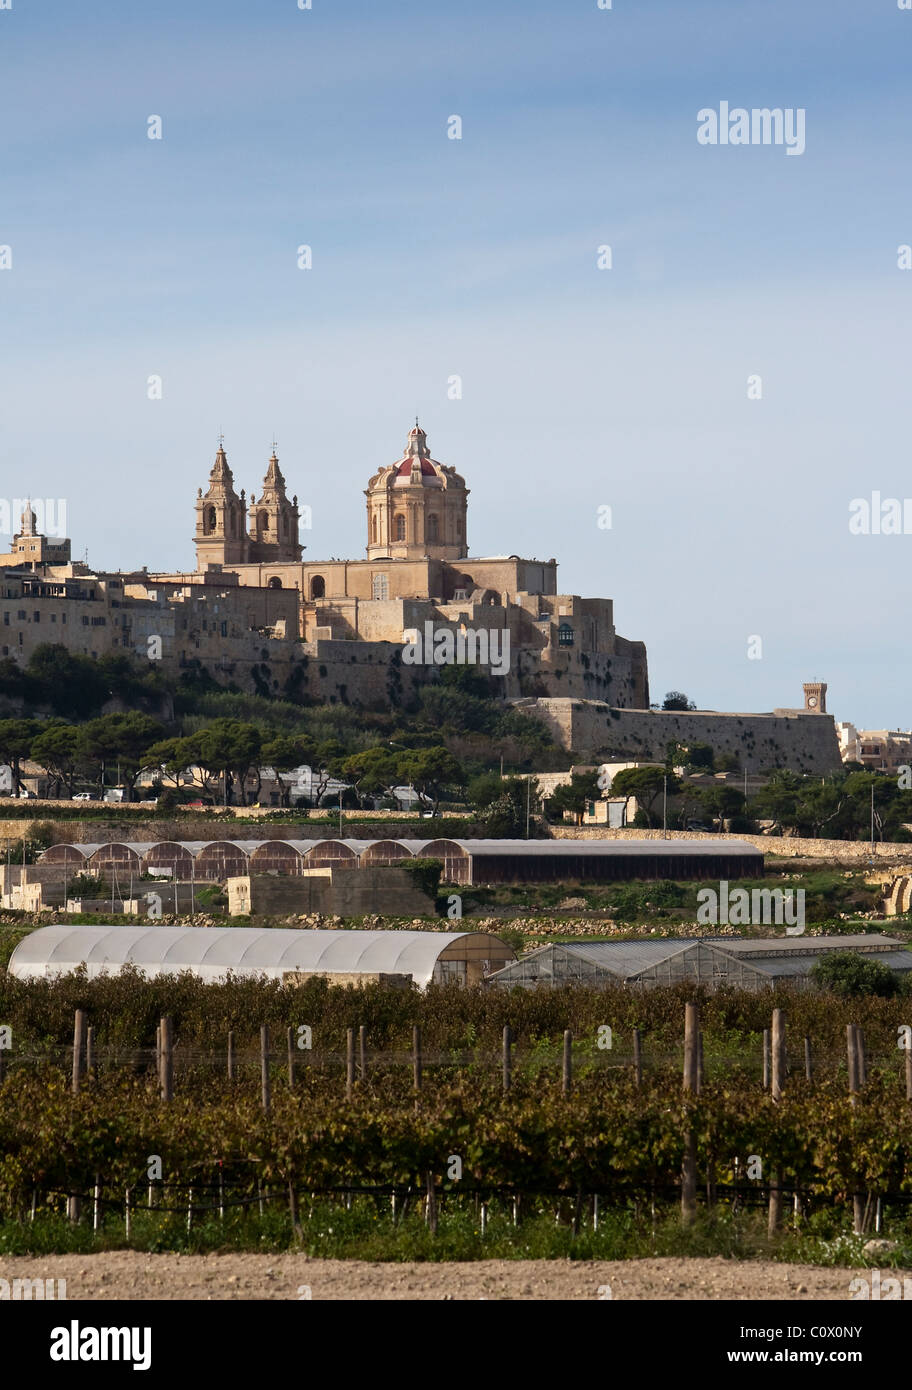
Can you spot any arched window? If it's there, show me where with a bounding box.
[257,509,269,538]
[427,514,439,541]
[310,575,325,599]
[372,515,378,543]
[205,506,217,534]
[395,514,406,541]
[268,576,282,590]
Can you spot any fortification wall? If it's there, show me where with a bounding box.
[517,700,842,775]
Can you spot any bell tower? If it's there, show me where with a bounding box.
[247,447,302,563]
[194,442,249,569]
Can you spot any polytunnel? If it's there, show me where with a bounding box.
[7,925,516,988]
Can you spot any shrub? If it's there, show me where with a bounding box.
[810,951,900,998]
[392,857,443,903]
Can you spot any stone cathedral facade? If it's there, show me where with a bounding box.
[179,421,650,708]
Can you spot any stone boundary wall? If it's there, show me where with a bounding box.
[0,818,458,845]
[548,825,910,864]
[5,816,903,865]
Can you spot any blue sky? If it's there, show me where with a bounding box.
[1,0,910,728]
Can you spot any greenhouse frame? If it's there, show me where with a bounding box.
[486,935,912,993]
[37,836,763,885]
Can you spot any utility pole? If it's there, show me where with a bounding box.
[525,776,531,838]
[870,781,875,852]
[662,774,667,839]
[339,788,343,836]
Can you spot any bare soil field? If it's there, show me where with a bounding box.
[0,1253,889,1300]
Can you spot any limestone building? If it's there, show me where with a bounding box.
[837,722,912,772]
[169,422,651,707]
[0,424,846,772]
[0,502,71,571]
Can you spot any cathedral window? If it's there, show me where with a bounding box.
[269,577,283,590]
[258,509,269,538]
[372,515,378,543]
[427,514,439,541]
[394,514,406,541]
[310,575,325,599]
[205,506,217,534]
[371,573,389,601]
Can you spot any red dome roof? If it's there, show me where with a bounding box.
[396,457,436,477]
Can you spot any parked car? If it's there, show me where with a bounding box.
[72,792,95,802]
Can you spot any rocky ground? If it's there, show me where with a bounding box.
[0,1253,892,1300]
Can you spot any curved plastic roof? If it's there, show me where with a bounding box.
[42,837,761,862]
[7,925,485,987]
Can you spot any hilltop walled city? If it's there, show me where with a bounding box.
[0,422,868,774]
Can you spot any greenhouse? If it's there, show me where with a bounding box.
[7,925,515,989]
[486,934,912,993]
[37,836,764,885]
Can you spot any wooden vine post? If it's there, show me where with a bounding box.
[72,1009,86,1095]
[632,1027,642,1087]
[68,1009,87,1223]
[412,1025,422,1095]
[159,1016,173,1103]
[562,1030,572,1095]
[681,1002,699,1226]
[261,1025,271,1113]
[847,1023,865,1234]
[768,1008,785,1237]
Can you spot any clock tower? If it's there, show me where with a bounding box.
[803,682,827,713]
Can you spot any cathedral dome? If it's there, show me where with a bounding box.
[365,420,469,561]
[395,456,438,481]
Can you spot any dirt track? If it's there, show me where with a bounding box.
[0,1253,893,1300]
